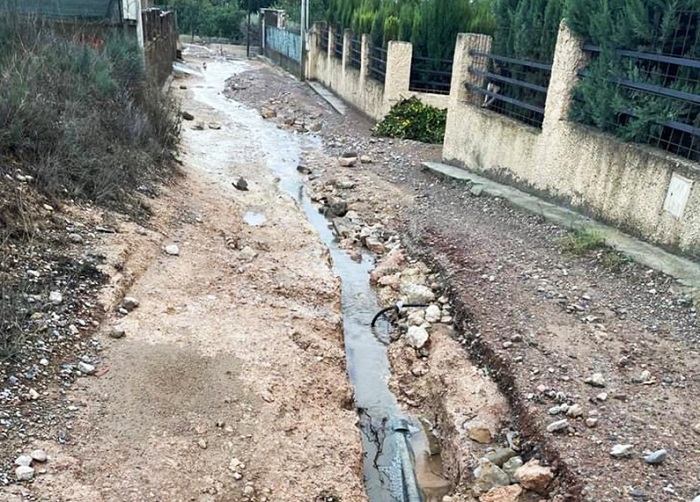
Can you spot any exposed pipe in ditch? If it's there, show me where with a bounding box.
[391,419,424,502]
[371,302,429,327]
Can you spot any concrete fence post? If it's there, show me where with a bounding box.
[328,25,334,66]
[448,33,492,108]
[384,41,413,112]
[306,22,323,80]
[360,33,371,82]
[542,21,588,130]
[342,29,352,74]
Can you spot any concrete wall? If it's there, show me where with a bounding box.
[444,23,700,258]
[307,24,449,121]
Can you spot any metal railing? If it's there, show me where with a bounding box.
[577,44,700,161]
[349,35,361,70]
[332,29,343,59]
[369,45,387,83]
[319,29,329,53]
[467,40,553,128]
[409,56,453,95]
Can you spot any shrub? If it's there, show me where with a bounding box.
[373,96,446,144]
[0,14,180,221]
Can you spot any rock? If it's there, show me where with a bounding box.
[566,404,584,418]
[49,291,63,305]
[596,392,608,401]
[109,327,126,339]
[234,177,249,191]
[327,198,348,217]
[208,122,222,130]
[639,369,651,382]
[338,156,357,167]
[644,449,667,465]
[68,233,84,244]
[229,458,245,471]
[401,283,436,304]
[471,459,510,496]
[240,246,258,261]
[514,459,554,494]
[483,448,516,467]
[28,388,40,400]
[364,236,385,254]
[15,455,32,467]
[501,456,523,479]
[181,111,195,120]
[360,155,373,164]
[335,179,356,190]
[30,450,47,463]
[405,326,429,349]
[164,244,180,256]
[121,297,139,311]
[585,418,598,428]
[15,466,34,481]
[548,405,562,415]
[693,422,700,435]
[407,311,425,327]
[260,106,277,119]
[197,439,208,449]
[78,362,96,375]
[470,184,485,197]
[478,484,523,502]
[468,426,492,444]
[546,419,568,433]
[424,305,441,323]
[584,373,606,387]
[179,85,187,89]
[193,121,205,130]
[610,444,634,458]
[370,248,405,284]
[297,164,312,175]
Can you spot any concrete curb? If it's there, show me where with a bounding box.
[307,81,347,115]
[422,161,700,298]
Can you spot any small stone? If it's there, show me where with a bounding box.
[644,449,667,465]
[596,392,608,401]
[468,426,492,444]
[483,448,517,467]
[478,484,522,502]
[584,373,606,387]
[400,283,436,303]
[548,406,562,415]
[109,327,126,339]
[693,422,700,435]
[243,485,255,496]
[502,456,523,479]
[229,458,245,471]
[208,122,222,130]
[30,450,47,463]
[49,291,63,305]
[610,444,634,458]
[181,111,195,120]
[78,362,96,375]
[640,370,651,382]
[514,459,554,494]
[424,305,441,323]
[471,459,510,495]
[121,297,139,311]
[502,341,513,349]
[240,246,258,261]
[585,418,598,428]
[234,177,249,191]
[15,466,34,481]
[15,455,32,467]
[164,244,180,256]
[297,164,312,175]
[566,404,584,418]
[28,389,40,400]
[260,106,276,119]
[546,419,568,433]
[405,326,429,349]
[68,233,84,244]
[470,184,484,197]
[39,358,49,366]
[197,439,208,449]
[360,155,373,164]
[232,471,243,480]
[338,156,357,167]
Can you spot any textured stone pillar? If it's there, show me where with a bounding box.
[360,33,371,82]
[449,33,492,107]
[384,41,413,111]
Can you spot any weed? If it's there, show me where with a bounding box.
[560,228,606,255]
[602,250,633,270]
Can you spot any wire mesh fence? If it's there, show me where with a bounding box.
[409,55,452,95]
[319,27,329,53]
[573,19,700,161]
[466,36,552,128]
[349,35,361,70]
[369,45,386,83]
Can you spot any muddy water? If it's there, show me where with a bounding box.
[187,58,431,502]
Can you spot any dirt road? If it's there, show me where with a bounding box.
[2,58,365,502]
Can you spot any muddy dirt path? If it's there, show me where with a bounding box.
[2,59,367,502]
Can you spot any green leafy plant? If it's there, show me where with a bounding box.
[559,228,606,255]
[373,96,447,143]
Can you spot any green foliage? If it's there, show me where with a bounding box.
[169,0,255,39]
[559,228,606,254]
[566,0,700,156]
[373,97,446,143]
[327,0,495,57]
[0,15,180,212]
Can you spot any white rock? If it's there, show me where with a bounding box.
[121,297,139,311]
[39,358,49,366]
[30,450,47,463]
[584,373,606,387]
[164,244,180,256]
[49,291,63,305]
[405,326,429,349]
[566,404,584,418]
[596,392,608,401]
[424,305,441,323]
[28,389,40,400]
[610,444,634,458]
[78,362,96,375]
[240,246,258,261]
[14,455,32,467]
[546,419,568,433]
[68,233,84,244]
[400,283,435,304]
[15,466,34,481]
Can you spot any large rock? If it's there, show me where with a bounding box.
[405,326,429,349]
[15,466,34,481]
[400,283,436,304]
[424,305,441,324]
[502,456,523,480]
[483,448,517,467]
[468,427,492,444]
[479,484,523,502]
[472,459,510,496]
[610,444,634,458]
[370,248,405,284]
[514,459,554,494]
